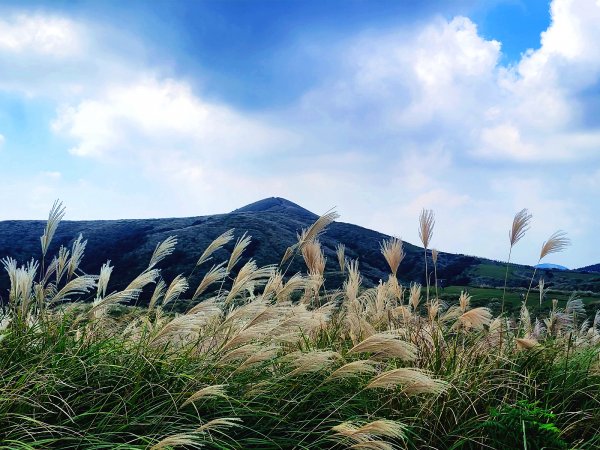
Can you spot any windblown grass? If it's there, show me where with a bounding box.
[0,204,599,449]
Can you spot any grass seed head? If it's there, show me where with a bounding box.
[418,209,435,249]
[509,208,532,247]
[539,230,570,260]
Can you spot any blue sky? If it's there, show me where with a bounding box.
[0,0,599,269]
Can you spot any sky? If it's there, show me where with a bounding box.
[0,0,599,269]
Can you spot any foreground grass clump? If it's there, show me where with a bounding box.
[1,203,599,449]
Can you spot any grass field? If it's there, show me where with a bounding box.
[1,205,599,449]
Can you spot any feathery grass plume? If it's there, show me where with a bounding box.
[326,360,378,381]
[67,234,87,279]
[2,257,39,319]
[427,298,445,321]
[221,322,275,352]
[299,209,340,248]
[301,239,326,276]
[149,279,166,311]
[458,290,471,313]
[96,260,113,299]
[125,268,160,292]
[355,420,408,440]
[42,256,59,285]
[409,283,421,311]
[540,230,571,260]
[152,312,219,347]
[186,297,222,316]
[336,243,346,274]
[520,301,532,336]
[510,208,532,247]
[348,332,417,361]
[89,288,141,319]
[49,275,97,304]
[418,209,435,249]
[193,263,228,300]
[344,259,362,302]
[453,307,492,331]
[349,442,395,450]
[225,260,276,304]
[162,275,189,308]
[227,232,251,272]
[235,345,279,372]
[197,229,234,266]
[197,417,242,433]
[516,338,540,350]
[55,245,70,283]
[502,208,532,313]
[182,384,228,407]
[40,199,66,257]
[418,209,434,304]
[150,433,202,450]
[219,343,264,364]
[367,367,449,395]
[262,271,284,301]
[275,273,307,303]
[286,350,340,376]
[526,230,571,305]
[380,237,404,277]
[148,236,178,270]
[281,209,339,264]
[332,419,407,444]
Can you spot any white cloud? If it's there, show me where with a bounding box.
[0,133,4,147]
[0,14,81,56]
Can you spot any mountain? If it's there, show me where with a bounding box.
[535,263,569,271]
[1,197,599,301]
[578,263,600,273]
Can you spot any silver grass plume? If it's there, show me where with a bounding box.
[197,228,235,266]
[192,262,227,300]
[148,236,177,270]
[336,243,346,274]
[380,237,404,277]
[67,234,87,279]
[40,200,66,257]
[97,260,113,299]
[149,279,166,311]
[227,232,251,272]
[162,275,189,307]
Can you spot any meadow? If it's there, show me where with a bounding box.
[0,203,599,449]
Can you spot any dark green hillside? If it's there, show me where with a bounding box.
[1,197,599,303]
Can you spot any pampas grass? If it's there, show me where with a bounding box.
[366,368,449,395]
[380,237,404,278]
[526,230,571,305]
[196,229,235,266]
[502,208,532,313]
[0,200,596,450]
[40,199,66,258]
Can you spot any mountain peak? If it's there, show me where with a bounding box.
[232,197,317,217]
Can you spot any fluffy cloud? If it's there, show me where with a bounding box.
[0,14,81,55]
[0,133,4,147]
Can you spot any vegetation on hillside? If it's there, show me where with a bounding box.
[0,202,599,449]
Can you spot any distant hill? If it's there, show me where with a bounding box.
[1,197,599,301]
[578,263,600,273]
[535,263,569,271]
